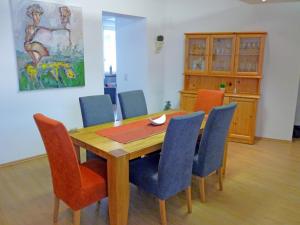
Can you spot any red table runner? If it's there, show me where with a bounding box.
[96,112,186,144]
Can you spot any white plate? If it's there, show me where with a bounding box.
[149,114,166,126]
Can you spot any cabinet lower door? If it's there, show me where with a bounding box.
[229,97,257,144]
[180,93,197,112]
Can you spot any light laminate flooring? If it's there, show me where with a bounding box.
[0,139,300,225]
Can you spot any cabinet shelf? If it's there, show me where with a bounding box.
[189,53,206,56]
[180,90,260,99]
[184,73,262,79]
[238,54,260,56]
[213,54,233,56]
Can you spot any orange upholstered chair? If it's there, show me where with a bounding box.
[33,113,107,225]
[194,89,224,114]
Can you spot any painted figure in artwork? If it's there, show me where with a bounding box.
[58,6,72,46]
[59,6,71,28]
[24,4,50,66]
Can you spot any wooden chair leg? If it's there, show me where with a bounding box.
[218,168,223,191]
[159,199,167,225]
[96,200,101,211]
[186,186,192,213]
[222,136,229,176]
[199,177,206,203]
[53,196,59,223]
[73,210,80,225]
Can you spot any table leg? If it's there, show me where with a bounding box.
[73,144,81,163]
[107,149,130,225]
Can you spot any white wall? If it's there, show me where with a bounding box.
[0,0,166,164]
[163,0,300,141]
[116,16,147,93]
[115,15,149,118]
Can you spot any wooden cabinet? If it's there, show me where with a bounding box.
[180,32,267,144]
[226,96,258,144]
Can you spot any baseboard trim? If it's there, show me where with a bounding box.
[255,136,293,143]
[0,154,47,168]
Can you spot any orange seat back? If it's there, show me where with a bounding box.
[194,89,224,114]
[33,113,82,199]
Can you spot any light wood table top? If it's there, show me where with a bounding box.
[70,110,206,160]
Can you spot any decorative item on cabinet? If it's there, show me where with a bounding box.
[164,101,172,110]
[180,32,267,144]
[219,82,226,92]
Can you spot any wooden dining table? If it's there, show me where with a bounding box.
[69,110,228,225]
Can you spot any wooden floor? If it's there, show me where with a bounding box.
[1,139,300,225]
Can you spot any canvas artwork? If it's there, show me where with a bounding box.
[11,0,85,91]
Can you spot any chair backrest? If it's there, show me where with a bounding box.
[194,89,224,114]
[79,95,114,127]
[118,90,148,119]
[33,113,82,198]
[195,103,237,177]
[158,112,205,199]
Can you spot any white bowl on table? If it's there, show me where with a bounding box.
[149,114,166,126]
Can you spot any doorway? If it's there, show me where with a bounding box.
[102,12,147,120]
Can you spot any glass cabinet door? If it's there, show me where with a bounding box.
[235,35,265,75]
[185,35,209,74]
[209,35,235,74]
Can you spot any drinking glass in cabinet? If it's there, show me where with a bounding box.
[190,57,205,71]
[211,37,233,72]
[189,39,207,55]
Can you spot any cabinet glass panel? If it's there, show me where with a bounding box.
[237,37,261,73]
[211,38,233,72]
[188,38,207,72]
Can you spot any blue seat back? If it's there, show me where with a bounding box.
[79,95,115,127]
[158,112,205,199]
[79,95,115,160]
[195,103,237,177]
[118,90,148,119]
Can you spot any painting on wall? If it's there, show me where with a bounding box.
[11,0,85,91]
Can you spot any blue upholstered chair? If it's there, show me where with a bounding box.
[193,103,237,202]
[130,112,205,225]
[79,95,115,160]
[118,90,148,119]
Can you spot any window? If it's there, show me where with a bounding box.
[103,29,116,74]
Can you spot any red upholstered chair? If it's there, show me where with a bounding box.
[194,89,224,114]
[33,113,107,225]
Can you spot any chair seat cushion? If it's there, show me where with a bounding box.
[129,154,160,197]
[69,160,107,210]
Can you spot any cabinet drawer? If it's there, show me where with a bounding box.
[223,96,230,105]
[180,93,197,112]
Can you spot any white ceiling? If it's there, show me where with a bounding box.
[240,0,300,4]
